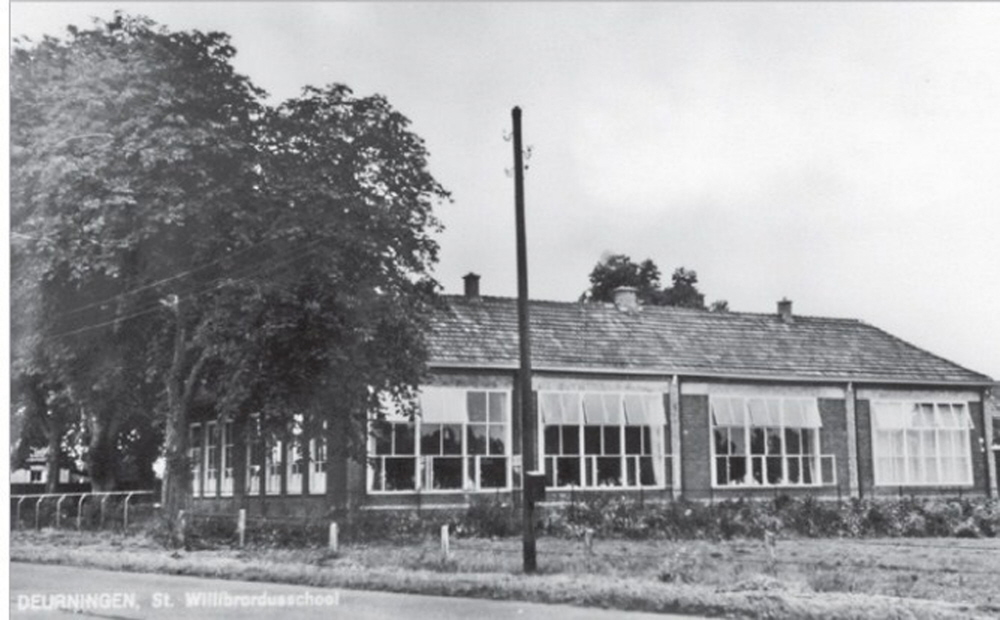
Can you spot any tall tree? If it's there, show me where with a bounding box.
[583,255,725,310]
[583,254,663,304]
[11,14,449,536]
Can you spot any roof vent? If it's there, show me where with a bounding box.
[777,298,793,323]
[463,272,481,299]
[613,286,639,312]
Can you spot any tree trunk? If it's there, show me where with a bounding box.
[86,412,120,492]
[45,426,61,494]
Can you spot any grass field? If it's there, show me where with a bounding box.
[11,529,1000,619]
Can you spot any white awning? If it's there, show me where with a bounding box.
[711,397,746,427]
[623,393,667,425]
[583,393,623,424]
[871,402,907,430]
[418,387,467,424]
[540,392,581,425]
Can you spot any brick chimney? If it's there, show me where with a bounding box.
[777,298,793,323]
[613,286,639,312]
[463,272,480,299]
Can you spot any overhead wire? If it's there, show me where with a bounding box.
[43,235,337,341]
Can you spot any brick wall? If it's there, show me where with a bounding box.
[818,398,850,497]
[680,394,710,498]
[855,399,873,497]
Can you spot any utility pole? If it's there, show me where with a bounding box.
[512,106,537,573]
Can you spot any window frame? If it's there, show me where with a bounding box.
[540,390,669,491]
[709,395,832,489]
[367,388,513,494]
[870,400,974,487]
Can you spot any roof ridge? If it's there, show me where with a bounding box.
[441,293,863,323]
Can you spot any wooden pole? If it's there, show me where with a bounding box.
[512,106,537,574]
[440,524,450,560]
[238,508,246,547]
[329,522,339,553]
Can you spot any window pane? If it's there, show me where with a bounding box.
[431,457,462,489]
[372,422,391,455]
[489,392,507,423]
[479,457,507,488]
[729,455,747,484]
[596,456,622,486]
[441,424,462,455]
[766,456,783,484]
[626,426,642,455]
[750,428,766,455]
[421,424,441,455]
[584,426,601,455]
[488,425,506,455]
[556,457,580,486]
[785,428,801,455]
[604,426,621,454]
[395,424,415,454]
[918,404,936,428]
[467,392,488,422]
[766,428,783,455]
[787,457,801,483]
[801,429,815,455]
[716,457,729,485]
[385,457,416,490]
[639,456,656,486]
[562,426,580,455]
[714,429,730,455]
[544,426,560,455]
[751,456,764,484]
[467,424,487,455]
[731,428,747,455]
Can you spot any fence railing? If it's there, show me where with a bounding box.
[11,491,158,531]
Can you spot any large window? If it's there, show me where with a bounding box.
[710,396,834,487]
[540,391,667,489]
[266,441,283,495]
[871,401,973,486]
[220,421,234,497]
[310,426,327,495]
[189,423,203,497]
[368,388,510,493]
[204,422,219,496]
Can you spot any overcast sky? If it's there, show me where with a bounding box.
[10,2,1000,380]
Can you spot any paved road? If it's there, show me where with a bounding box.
[11,563,699,619]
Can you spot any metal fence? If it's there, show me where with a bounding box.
[10,491,158,531]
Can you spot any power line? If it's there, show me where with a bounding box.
[43,237,334,342]
[54,229,311,320]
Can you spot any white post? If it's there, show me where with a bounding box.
[440,524,450,559]
[670,376,682,499]
[845,382,860,498]
[328,522,339,553]
[584,528,594,556]
[238,509,247,547]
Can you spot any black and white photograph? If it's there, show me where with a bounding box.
[8,2,1000,618]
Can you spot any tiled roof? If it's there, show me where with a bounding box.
[428,296,992,384]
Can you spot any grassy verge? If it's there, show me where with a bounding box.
[11,530,998,619]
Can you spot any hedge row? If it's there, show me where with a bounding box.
[177,495,1000,548]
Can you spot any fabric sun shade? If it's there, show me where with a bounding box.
[418,387,468,423]
[623,393,667,425]
[540,392,582,424]
[583,393,624,424]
